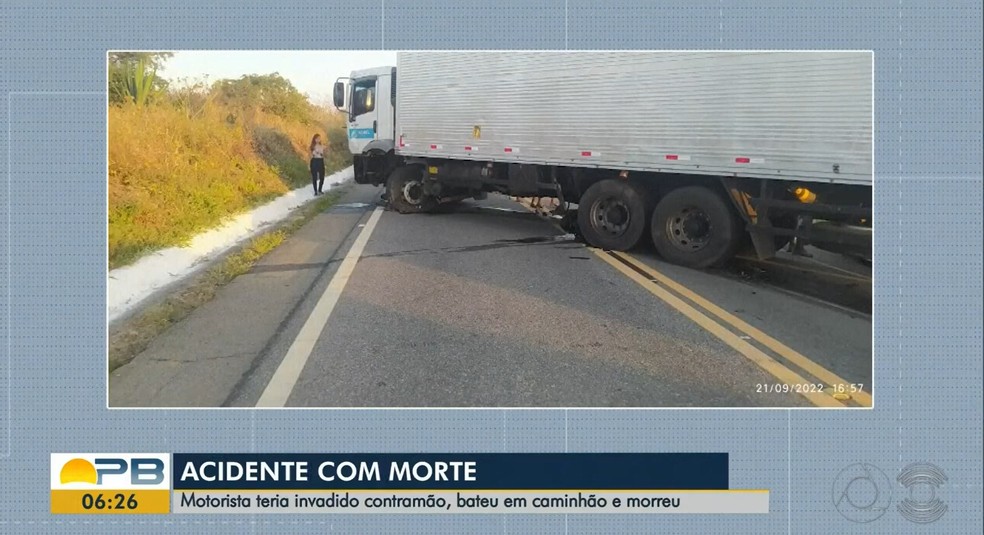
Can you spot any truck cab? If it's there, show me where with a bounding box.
[333,66,397,184]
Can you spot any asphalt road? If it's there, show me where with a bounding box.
[109,184,872,409]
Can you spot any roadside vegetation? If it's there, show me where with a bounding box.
[108,188,347,372]
[108,52,349,269]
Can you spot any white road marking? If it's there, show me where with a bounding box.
[255,207,384,407]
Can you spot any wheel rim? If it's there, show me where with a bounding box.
[665,206,712,252]
[402,180,425,205]
[589,196,632,238]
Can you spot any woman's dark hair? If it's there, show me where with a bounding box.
[310,134,321,152]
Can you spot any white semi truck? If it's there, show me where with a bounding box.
[333,51,872,268]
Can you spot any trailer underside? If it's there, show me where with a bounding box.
[353,150,872,268]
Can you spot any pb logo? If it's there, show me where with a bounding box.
[51,453,170,490]
[50,453,171,514]
[59,457,165,486]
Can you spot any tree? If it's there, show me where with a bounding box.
[211,73,313,123]
[108,52,173,105]
[109,52,173,72]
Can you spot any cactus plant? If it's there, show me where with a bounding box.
[123,56,162,106]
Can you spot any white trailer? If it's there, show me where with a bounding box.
[334,51,872,268]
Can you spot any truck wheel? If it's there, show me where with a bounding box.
[651,186,742,268]
[576,179,649,251]
[387,166,437,214]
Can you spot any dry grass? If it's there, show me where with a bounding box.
[108,101,348,269]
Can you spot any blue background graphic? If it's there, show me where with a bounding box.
[0,1,981,533]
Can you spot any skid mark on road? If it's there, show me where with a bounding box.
[357,234,574,261]
[341,256,812,407]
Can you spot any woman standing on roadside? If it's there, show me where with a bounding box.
[310,133,327,195]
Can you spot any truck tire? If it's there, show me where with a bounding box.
[387,165,437,214]
[576,179,649,251]
[651,186,742,268]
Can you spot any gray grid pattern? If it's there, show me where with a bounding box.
[1,1,981,533]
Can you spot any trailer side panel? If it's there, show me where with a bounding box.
[395,51,872,186]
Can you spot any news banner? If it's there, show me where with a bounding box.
[50,453,768,515]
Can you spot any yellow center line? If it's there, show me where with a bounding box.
[591,249,845,408]
[516,197,865,407]
[610,251,871,408]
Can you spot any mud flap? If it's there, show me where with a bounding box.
[508,164,540,196]
[353,154,370,184]
[723,177,777,260]
[748,227,778,260]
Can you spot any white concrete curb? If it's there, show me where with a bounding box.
[107,166,354,324]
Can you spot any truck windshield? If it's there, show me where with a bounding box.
[351,78,376,117]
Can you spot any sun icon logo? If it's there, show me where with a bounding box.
[59,458,99,485]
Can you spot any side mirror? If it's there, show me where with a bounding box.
[332,81,345,109]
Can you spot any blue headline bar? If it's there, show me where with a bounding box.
[172,453,729,490]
